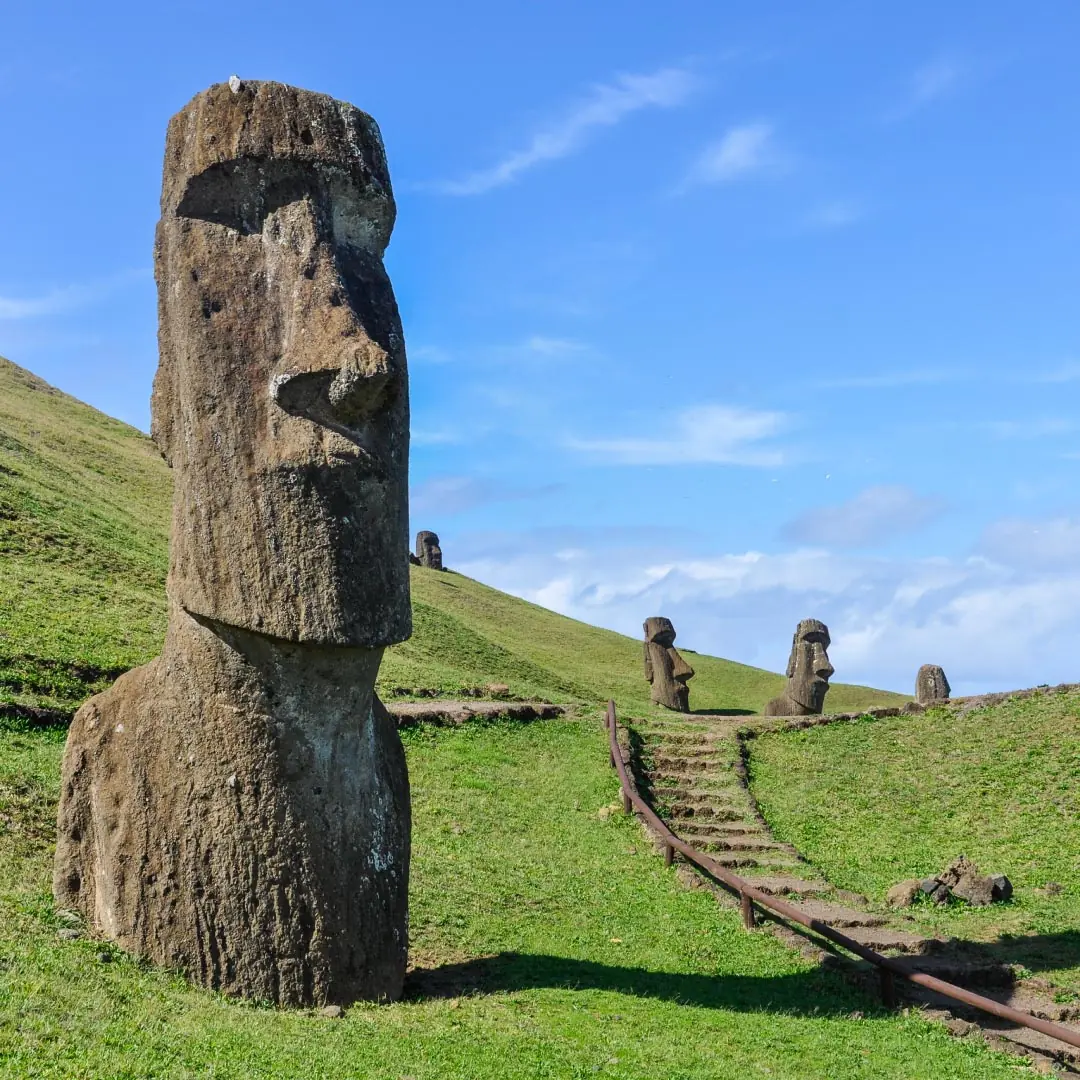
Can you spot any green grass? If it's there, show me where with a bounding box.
[749,691,1080,991]
[0,714,1026,1078]
[0,355,905,716]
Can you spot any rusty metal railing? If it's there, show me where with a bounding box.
[605,699,1080,1051]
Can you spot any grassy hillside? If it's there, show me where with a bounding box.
[0,715,1021,1078]
[0,355,904,717]
[749,690,1080,992]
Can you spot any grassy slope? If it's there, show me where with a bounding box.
[0,716,1020,1079]
[0,355,904,716]
[749,691,1080,992]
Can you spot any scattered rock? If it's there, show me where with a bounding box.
[939,856,978,890]
[97,952,113,964]
[597,805,618,821]
[944,1018,976,1037]
[952,871,995,907]
[57,928,81,941]
[886,879,921,908]
[902,701,926,714]
[485,683,511,699]
[1041,882,1064,897]
[991,874,1013,902]
[919,877,941,896]
[320,1004,344,1019]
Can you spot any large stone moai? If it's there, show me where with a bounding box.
[916,664,951,706]
[764,619,834,717]
[54,81,413,1006]
[643,617,695,711]
[415,530,443,569]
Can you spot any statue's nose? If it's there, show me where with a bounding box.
[272,339,392,430]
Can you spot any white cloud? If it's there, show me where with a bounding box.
[411,475,559,516]
[451,530,1080,696]
[0,269,149,320]
[888,57,964,120]
[566,403,787,466]
[821,369,967,390]
[782,485,946,549]
[804,199,865,230]
[983,418,1074,439]
[522,335,589,357]
[911,58,961,106]
[979,516,1080,570]
[683,122,780,187]
[434,65,698,196]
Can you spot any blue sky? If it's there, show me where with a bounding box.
[2,1,1078,694]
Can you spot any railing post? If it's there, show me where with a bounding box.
[880,967,896,1009]
[663,844,674,867]
[621,789,632,815]
[741,891,755,929]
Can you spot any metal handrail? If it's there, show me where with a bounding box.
[605,700,1080,1051]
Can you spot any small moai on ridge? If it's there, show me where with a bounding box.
[415,530,443,569]
[643,616,695,711]
[916,664,951,706]
[54,80,413,1007]
[764,618,834,716]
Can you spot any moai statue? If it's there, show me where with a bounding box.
[643,616,695,711]
[916,664,951,706]
[54,81,412,1006]
[764,619,834,716]
[415,530,443,569]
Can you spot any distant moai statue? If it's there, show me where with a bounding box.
[415,530,443,569]
[54,80,413,1006]
[916,664,951,706]
[764,619,834,716]
[643,616,695,711]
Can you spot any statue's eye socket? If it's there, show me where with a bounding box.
[176,159,311,235]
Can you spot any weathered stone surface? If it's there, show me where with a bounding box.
[953,871,995,907]
[415,531,443,570]
[763,619,834,717]
[886,878,922,908]
[55,80,412,1006]
[939,855,978,890]
[643,617,694,711]
[916,664,951,706]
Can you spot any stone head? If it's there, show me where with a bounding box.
[785,618,834,712]
[415,531,442,570]
[643,616,677,650]
[916,664,951,705]
[151,80,410,647]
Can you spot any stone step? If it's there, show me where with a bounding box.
[738,875,830,897]
[781,900,886,929]
[665,801,755,819]
[667,818,763,836]
[840,926,941,955]
[704,851,803,871]
[677,833,785,853]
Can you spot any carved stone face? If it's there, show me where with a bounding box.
[643,616,694,710]
[415,531,442,570]
[785,619,834,712]
[152,82,410,647]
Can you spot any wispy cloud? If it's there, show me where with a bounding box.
[0,268,150,320]
[682,122,780,188]
[567,403,786,466]
[782,485,946,549]
[821,369,968,390]
[888,56,964,120]
[804,199,866,231]
[1025,360,1080,384]
[411,474,560,515]
[983,418,1075,440]
[433,65,698,196]
[409,344,454,365]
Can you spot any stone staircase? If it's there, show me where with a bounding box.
[627,710,1080,1072]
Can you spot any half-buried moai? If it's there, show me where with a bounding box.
[916,664,951,706]
[643,617,695,711]
[764,619,834,716]
[415,530,443,569]
[54,80,413,1006]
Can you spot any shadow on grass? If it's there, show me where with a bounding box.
[691,709,756,717]
[406,952,865,1015]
